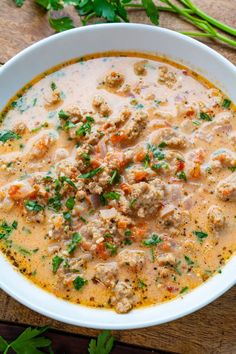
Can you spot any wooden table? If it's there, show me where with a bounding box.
[0,1,236,353]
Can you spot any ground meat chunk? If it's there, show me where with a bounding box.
[92,95,112,117]
[151,128,187,149]
[125,110,147,140]
[111,281,135,314]
[158,66,177,88]
[157,253,176,266]
[29,133,56,159]
[118,249,146,270]
[94,262,118,287]
[133,60,148,76]
[216,172,236,201]
[211,149,236,168]
[44,90,62,107]
[63,105,83,124]
[104,71,124,89]
[207,205,225,230]
[128,178,165,217]
[54,148,69,162]
[13,122,28,135]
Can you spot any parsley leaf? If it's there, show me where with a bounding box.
[66,196,75,210]
[177,171,187,181]
[15,0,25,7]
[0,130,20,143]
[73,275,88,290]
[88,330,114,354]
[0,221,18,240]
[105,242,117,255]
[49,16,75,32]
[180,286,189,294]
[100,191,120,205]
[58,109,69,120]
[143,234,162,246]
[199,112,212,121]
[93,0,117,22]
[79,167,103,179]
[142,0,159,25]
[9,326,52,354]
[184,255,194,266]
[193,230,208,243]
[222,98,231,108]
[24,200,44,212]
[109,169,121,185]
[67,232,82,254]
[138,279,147,289]
[52,255,64,273]
[59,176,77,189]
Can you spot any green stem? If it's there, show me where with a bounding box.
[181,31,213,37]
[215,32,236,48]
[82,11,96,24]
[178,0,236,37]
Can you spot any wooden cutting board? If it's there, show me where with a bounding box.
[0,0,236,353]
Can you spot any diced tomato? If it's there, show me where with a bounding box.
[132,222,148,241]
[117,220,129,229]
[135,151,146,162]
[96,243,109,260]
[110,132,127,144]
[176,160,185,172]
[8,185,20,198]
[190,163,201,178]
[134,171,148,182]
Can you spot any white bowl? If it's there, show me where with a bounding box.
[1,24,236,330]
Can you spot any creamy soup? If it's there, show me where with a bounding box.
[0,52,236,314]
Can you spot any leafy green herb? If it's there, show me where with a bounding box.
[64,121,75,130]
[158,141,167,148]
[177,171,187,181]
[184,255,194,266]
[79,167,103,179]
[192,120,201,126]
[58,109,69,120]
[50,81,57,91]
[63,211,71,221]
[66,197,75,210]
[48,193,62,212]
[143,153,150,168]
[76,116,95,137]
[0,326,53,354]
[173,260,182,276]
[100,191,120,205]
[105,242,117,255]
[73,275,88,290]
[129,198,137,207]
[82,152,91,165]
[67,232,82,254]
[24,200,44,212]
[88,330,114,354]
[141,0,159,25]
[222,98,231,108]
[49,16,75,32]
[193,230,208,243]
[18,247,31,256]
[229,166,236,172]
[59,175,77,189]
[109,169,121,185]
[180,286,189,294]
[15,0,25,6]
[138,278,147,289]
[80,216,87,223]
[199,112,212,121]
[12,220,18,229]
[0,130,20,143]
[143,234,162,246]
[52,255,64,273]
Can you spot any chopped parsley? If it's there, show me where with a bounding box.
[66,197,75,210]
[67,232,82,254]
[193,230,208,243]
[0,130,21,143]
[180,286,189,294]
[48,193,62,212]
[222,98,231,109]
[73,275,88,290]
[138,279,147,289]
[184,255,194,266]
[158,141,167,148]
[177,171,187,181]
[59,176,77,189]
[76,116,95,137]
[105,242,117,256]
[24,200,44,212]
[124,229,132,245]
[58,109,69,120]
[129,198,137,207]
[100,191,120,205]
[63,211,71,222]
[0,220,18,240]
[52,255,64,273]
[50,81,57,91]
[82,152,91,165]
[229,166,236,172]
[199,112,212,121]
[109,169,121,185]
[79,167,103,179]
[143,234,162,246]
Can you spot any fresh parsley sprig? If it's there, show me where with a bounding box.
[15,0,236,48]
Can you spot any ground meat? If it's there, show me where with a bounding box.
[157,253,176,266]
[76,143,93,172]
[104,71,124,89]
[133,60,148,76]
[125,111,147,140]
[207,205,225,230]
[211,149,236,168]
[158,66,177,88]
[118,249,146,270]
[128,178,165,217]
[13,122,28,135]
[111,281,135,314]
[44,90,62,107]
[94,262,118,287]
[216,172,236,201]
[151,128,187,149]
[54,148,69,162]
[63,105,83,124]
[55,158,78,177]
[29,133,56,159]
[92,95,112,117]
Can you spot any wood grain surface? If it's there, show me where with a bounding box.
[0,1,236,353]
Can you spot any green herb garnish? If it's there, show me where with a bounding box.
[24,200,44,212]
[143,234,162,246]
[193,230,208,243]
[180,286,189,294]
[177,171,187,181]
[58,109,69,120]
[0,130,20,143]
[222,98,231,108]
[79,167,103,179]
[184,255,194,266]
[66,197,75,210]
[73,275,88,290]
[67,232,82,254]
[105,242,117,255]
[109,169,121,185]
[138,279,147,289]
[199,112,212,121]
[52,255,64,273]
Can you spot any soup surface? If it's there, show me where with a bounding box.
[0,52,236,314]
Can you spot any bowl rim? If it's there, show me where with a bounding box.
[1,23,236,330]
